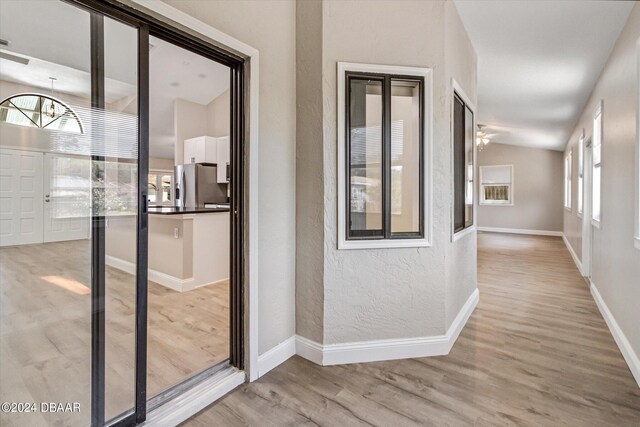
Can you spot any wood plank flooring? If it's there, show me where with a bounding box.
[0,239,229,427]
[183,232,640,426]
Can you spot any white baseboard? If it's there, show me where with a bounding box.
[590,280,640,388]
[105,255,225,292]
[296,288,479,366]
[143,368,245,426]
[257,336,296,377]
[562,234,583,274]
[477,226,563,237]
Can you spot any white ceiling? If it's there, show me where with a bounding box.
[0,0,229,160]
[454,0,634,151]
[149,36,230,159]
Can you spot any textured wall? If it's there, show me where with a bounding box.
[162,0,297,355]
[295,0,325,343]
[444,0,479,329]
[477,143,564,232]
[563,4,640,358]
[317,0,477,344]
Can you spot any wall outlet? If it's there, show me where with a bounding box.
[174,227,179,239]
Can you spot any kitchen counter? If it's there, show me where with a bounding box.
[148,206,230,215]
[106,208,229,292]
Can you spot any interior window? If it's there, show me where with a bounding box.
[480,165,513,206]
[0,94,83,133]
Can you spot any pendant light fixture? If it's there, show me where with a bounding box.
[45,77,57,119]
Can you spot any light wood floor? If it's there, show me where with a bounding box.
[183,232,640,426]
[0,239,229,427]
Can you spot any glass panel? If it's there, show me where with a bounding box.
[484,185,510,202]
[148,174,158,203]
[0,2,92,427]
[390,79,420,234]
[161,175,172,203]
[453,96,465,231]
[464,105,474,228]
[103,15,139,422]
[349,78,383,235]
[593,166,601,221]
[40,98,68,128]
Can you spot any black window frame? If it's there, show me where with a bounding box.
[345,71,425,241]
[452,91,474,234]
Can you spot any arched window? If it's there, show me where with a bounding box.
[0,93,83,134]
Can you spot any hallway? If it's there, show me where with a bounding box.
[183,232,640,426]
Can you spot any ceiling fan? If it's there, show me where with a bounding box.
[476,124,491,151]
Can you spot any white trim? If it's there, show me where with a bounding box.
[635,37,640,249]
[450,78,477,243]
[592,101,603,225]
[257,336,296,377]
[452,225,476,242]
[336,62,433,250]
[127,0,260,381]
[590,280,640,388]
[562,234,583,274]
[564,149,572,210]
[296,289,478,366]
[105,255,228,293]
[142,368,245,426]
[477,227,562,237]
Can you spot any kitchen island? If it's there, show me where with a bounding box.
[105,207,229,292]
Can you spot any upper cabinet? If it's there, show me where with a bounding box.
[216,136,230,183]
[183,135,230,183]
[184,136,218,164]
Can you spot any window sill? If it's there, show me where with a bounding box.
[591,219,601,229]
[564,206,572,212]
[479,202,513,207]
[634,236,640,250]
[338,238,432,250]
[452,226,476,242]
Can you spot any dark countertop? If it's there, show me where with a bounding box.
[148,206,230,215]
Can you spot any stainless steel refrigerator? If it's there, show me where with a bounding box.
[174,163,227,208]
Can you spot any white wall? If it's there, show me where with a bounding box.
[173,98,208,165]
[162,0,297,355]
[207,90,230,138]
[477,143,564,232]
[564,4,640,371]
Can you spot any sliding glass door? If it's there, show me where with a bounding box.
[0,1,146,426]
[1,0,246,425]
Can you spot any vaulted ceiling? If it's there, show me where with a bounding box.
[454,0,634,151]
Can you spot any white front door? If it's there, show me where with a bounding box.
[43,153,91,243]
[0,148,44,246]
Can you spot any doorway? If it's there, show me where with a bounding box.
[0,0,246,426]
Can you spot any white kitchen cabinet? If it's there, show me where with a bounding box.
[183,136,230,183]
[184,136,218,164]
[216,136,230,183]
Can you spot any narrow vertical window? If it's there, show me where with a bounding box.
[564,149,572,210]
[453,92,474,235]
[345,72,424,241]
[578,133,584,216]
[347,77,384,238]
[592,104,602,225]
